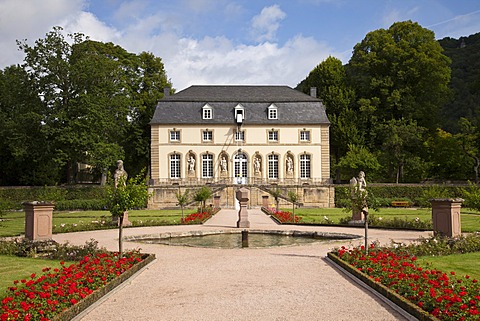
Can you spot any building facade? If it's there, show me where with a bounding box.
[149,85,334,208]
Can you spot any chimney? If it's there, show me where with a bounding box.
[163,87,170,97]
[310,87,317,98]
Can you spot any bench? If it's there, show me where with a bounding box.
[391,200,410,207]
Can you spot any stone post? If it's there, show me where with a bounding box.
[23,201,55,241]
[430,198,463,237]
[214,195,221,208]
[236,187,250,228]
[262,195,269,208]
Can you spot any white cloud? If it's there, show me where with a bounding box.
[155,34,338,90]
[62,12,121,43]
[0,0,85,67]
[181,0,218,13]
[382,6,420,29]
[250,5,286,42]
[0,0,342,91]
[427,9,480,39]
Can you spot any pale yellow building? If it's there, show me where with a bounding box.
[149,85,334,208]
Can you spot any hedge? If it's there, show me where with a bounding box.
[335,184,467,208]
[0,186,106,210]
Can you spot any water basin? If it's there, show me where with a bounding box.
[127,230,361,249]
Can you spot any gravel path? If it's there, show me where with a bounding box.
[52,209,431,321]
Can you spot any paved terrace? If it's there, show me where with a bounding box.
[52,209,431,321]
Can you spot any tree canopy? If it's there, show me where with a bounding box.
[0,26,172,185]
[296,21,475,183]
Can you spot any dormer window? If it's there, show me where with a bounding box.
[234,104,245,124]
[268,104,278,119]
[203,104,213,119]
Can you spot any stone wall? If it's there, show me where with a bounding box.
[147,185,335,209]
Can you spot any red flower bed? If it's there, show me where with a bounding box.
[270,210,302,223]
[1,251,144,321]
[181,211,212,224]
[333,245,480,320]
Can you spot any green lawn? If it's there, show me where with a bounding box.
[0,255,74,297]
[1,207,479,237]
[0,209,196,237]
[286,207,480,232]
[416,252,480,280]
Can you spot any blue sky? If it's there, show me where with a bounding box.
[1,0,479,90]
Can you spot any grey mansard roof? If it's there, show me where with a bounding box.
[150,85,330,125]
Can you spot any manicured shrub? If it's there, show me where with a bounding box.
[334,184,466,208]
[462,182,480,211]
[0,186,106,210]
[55,199,106,211]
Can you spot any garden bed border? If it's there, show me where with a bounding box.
[52,253,155,321]
[326,252,439,321]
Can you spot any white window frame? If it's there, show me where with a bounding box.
[202,104,213,119]
[170,130,180,142]
[300,154,311,179]
[268,130,278,142]
[234,104,245,124]
[268,104,278,120]
[300,130,310,142]
[268,154,279,179]
[170,154,181,179]
[202,154,214,178]
[203,130,213,142]
[235,130,245,141]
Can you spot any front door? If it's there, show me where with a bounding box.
[234,153,248,185]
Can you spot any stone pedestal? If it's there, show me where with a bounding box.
[430,198,463,237]
[236,188,250,228]
[214,195,220,208]
[113,211,132,227]
[351,208,365,221]
[24,201,54,240]
[122,211,132,227]
[262,195,269,208]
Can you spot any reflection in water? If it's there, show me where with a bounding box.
[137,232,329,249]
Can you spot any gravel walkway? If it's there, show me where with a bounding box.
[52,209,431,321]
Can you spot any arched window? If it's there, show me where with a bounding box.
[268,154,279,179]
[170,154,181,179]
[202,154,213,178]
[234,153,248,182]
[300,154,311,179]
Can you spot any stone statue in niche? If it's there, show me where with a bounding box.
[286,156,293,174]
[254,156,261,173]
[220,156,228,172]
[188,155,195,172]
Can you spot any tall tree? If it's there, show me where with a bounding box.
[123,52,172,177]
[0,65,60,185]
[14,27,172,185]
[424,128,472,180]
[296,56,360,182]
[457,117,480,183]
[347,21,451,130]
[376,119,427,183]
[17,27,83,183]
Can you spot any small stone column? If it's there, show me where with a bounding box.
[214,195,220,208]
[23,201,55,241]
[236,188,250,228]
[430,198,463,237]
[262,195,269,208]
